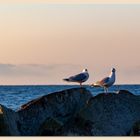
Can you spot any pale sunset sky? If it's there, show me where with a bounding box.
[0,1,140,85]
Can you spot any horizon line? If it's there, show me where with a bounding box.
[0,84,139,86]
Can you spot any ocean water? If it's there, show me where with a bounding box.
[0,85,140,111]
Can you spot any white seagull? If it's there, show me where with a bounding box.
[91,68,116,93]
[63,69,89,86]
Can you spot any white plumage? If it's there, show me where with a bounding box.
[91,68,116,93]
[63,69,89,86]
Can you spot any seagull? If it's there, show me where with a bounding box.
[91,68,116,93]
[63,69,89,86]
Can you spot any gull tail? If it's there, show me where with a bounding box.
[63,78,70,82]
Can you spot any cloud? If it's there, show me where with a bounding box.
[0,64,140,85]
[0,64,16,75]
[121,65,140,76]
[0,64,39,77]
[114,65,140,84]
[0,63,81,78]
[0,63,139,84]
[0,63,83,84]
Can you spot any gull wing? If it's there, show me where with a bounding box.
[69,73,87,82]
[99,77,110,86]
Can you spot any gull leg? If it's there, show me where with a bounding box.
[104,87,107,95]
[116,85,120,94]
[103,87,106,93]
[105,88,107,94]
[107,88,108,93]
[117,85,120,92]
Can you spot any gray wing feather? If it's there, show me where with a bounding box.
[100,77,110,85]
[69,73,87,82]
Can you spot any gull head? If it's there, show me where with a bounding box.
[111,68,116,73]
[82,69,88,73]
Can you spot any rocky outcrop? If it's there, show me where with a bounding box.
[130,120,140,136]
[17,88,92,136]
[0,88,140,136]
[74,90,140,136]
[0,105,20,136]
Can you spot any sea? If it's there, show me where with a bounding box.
[0,85,140,111]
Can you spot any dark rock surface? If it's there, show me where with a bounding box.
[0,105,20,136]
[0,88,140,136]
[77,90,140,136]
[17,87,92,136]
[130,120,140,136]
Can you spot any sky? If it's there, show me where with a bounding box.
[0,3,140,85]
[1,0,140,4]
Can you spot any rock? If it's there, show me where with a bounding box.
[116,90,134,95]
[54,114,94,136]
[77,91,140,136]
[0,88,140,136]
[0,105,20,136]
[130,120,140,136]
[17,87,92,136]
[39,117,63,136]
